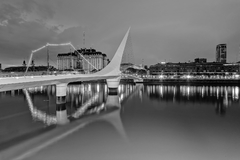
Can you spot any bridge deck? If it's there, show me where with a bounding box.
[0,74,118,92]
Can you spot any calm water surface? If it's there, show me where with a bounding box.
[1,83,240,160]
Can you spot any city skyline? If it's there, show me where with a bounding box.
[1,0,240,68]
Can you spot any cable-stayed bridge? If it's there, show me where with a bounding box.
[0,28,131,92]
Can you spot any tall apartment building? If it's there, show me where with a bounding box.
[216,44,227,63]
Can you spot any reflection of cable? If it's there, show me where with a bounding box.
[23,89,57,125]
[72,93,99,118]
[24,85,102,121]
[87,104,105,114]
[23,88,102,125]
[23,84,141,126]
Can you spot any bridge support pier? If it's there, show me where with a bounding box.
[56,83,69,125]
[107,77,120,90]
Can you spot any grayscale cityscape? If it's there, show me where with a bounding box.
[0,0,240,160]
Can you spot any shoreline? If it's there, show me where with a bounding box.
[69,79,240,85]
[140,79,240,85]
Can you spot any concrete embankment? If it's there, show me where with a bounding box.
[63,78,240,85]
[141,79,240,85]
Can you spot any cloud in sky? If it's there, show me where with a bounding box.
[1,0,240,68]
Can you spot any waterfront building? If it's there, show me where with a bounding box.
[194,58,207,63]
[216,44,227,63]
[57,48,108,72]
[120,63,134,71]
[3,66,56,72]
[2,60,56,73]
[78,48,107,72]
[57,52,79,71]
[149,60,240,76]
[120,63,147,75]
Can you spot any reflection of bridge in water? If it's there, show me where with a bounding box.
[0,83,143,160]
[23,83,143,136]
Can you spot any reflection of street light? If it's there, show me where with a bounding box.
[88,84,91,92]
[186,75,191,79]
[159,75,164,79]
[97,84,100,92]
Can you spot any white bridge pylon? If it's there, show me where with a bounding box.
[93,27,131,76]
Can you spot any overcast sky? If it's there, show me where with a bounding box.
[1,0,240,68]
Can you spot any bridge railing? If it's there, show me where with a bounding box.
[0,71,86,79]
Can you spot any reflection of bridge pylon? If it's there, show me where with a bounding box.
[99,109,128,142]
[98,94,128,142]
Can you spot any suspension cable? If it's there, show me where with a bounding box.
[24,42,97,75]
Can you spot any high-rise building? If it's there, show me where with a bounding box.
[216,44,227,63]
